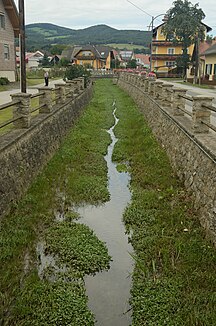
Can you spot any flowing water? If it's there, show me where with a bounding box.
[77,105,133,325]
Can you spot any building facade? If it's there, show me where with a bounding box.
[0,0,19,81]
[151,22,211,77]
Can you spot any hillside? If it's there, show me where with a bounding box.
[25,23,151,51]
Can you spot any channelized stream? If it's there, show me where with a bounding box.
[77,104,133,325]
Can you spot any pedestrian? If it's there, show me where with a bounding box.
[44,71,49,86]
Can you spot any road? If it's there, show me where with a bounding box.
[0,79,64,106]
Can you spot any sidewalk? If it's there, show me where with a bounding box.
[0,79,63,106]
[161,79,216,105]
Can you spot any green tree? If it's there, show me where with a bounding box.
[126,59,137,69]
[50,44,67,55]
[64,65,90,87]
[58,57,70,67]
[111,58,121,69]
[40,53,50,67]
[162,0,205,80]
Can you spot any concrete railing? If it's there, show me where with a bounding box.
[0,77,93,219]
[0,77,86,133]
[117,72,216,244]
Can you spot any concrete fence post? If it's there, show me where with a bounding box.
[76,77,85,90]
[65,81,75,98]
[154,81,163,99]
[161,84,174,107]
[38,87,53,113]
[11,93,31,128]
[148,80,156,96]
[192,96,213,133]
[172,88,187,116]
[144,79,149,92]
[55,83,66,104]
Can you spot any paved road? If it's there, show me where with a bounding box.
[0,79,64,106]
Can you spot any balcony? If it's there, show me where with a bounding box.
[152,54,181,60]
[152,40,182,46]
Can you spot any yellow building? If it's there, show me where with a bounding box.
[62,45,114,70]
[151,22,211,77]
[202,43,216,81]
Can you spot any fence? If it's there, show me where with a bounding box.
[0,77,85,135]
[0,77,92,219]
[117,71,216,244]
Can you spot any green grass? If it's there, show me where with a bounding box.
[111,82,216,325]
[1,79,216,324]
[0,80,115,324]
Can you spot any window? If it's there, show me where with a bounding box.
[205,64,212,75]
[165,61,175,67]
[168,48,175,55]
[0,13,5,29]
[82,51,92,56]
[4,44,10,60]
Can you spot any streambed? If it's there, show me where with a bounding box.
[77,105,133,325]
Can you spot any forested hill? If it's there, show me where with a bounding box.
[25,23,151,51]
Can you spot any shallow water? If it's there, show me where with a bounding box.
[77,107,133,325]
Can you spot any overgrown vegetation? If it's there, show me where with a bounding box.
[1,79,216,324]
[0,77,9,85]
[111,80,216,325]
[0,81,115,324]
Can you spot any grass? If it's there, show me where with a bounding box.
[0,80,115,324]
[110,81,216,325]
[1,79,216,324]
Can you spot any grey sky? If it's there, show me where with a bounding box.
[15,0,216,35]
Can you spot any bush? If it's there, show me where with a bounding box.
[0,77,10,85]
[64,65,90,87]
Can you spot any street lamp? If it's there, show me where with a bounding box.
[19,0,26,93]
[149,14,166,72]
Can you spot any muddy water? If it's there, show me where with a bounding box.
[77,106,133,325]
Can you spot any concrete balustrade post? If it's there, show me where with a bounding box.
[161,84,174,107]
[71,79,81,95]
[192,96,213,133]
[38,87,53,113]
[55,83,66,104]
[154,81,163,99]
[172,88,187,115]
[144,79,149,92]
[148,80,156,96]
[77,77,85,90]
[65,81,75,98]
[11,93,31,128]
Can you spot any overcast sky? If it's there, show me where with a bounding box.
[14,0,216,35]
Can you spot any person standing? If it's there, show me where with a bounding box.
[44,71,49,86]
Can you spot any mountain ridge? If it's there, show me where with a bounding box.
[25,23,151,51]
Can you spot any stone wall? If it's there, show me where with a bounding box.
[118,73,216,243]
[0,83,93,218]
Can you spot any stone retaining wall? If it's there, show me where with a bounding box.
[118,74,216,243]
[0,83,93,218]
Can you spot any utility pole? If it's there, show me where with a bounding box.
[149,14,166,72]
[19,0,26,93]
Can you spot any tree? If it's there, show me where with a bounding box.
[126,59,137,69]
[64,65,90,87]
[58,57,70,67]
[50,44,67,55]
[162,0,205,80]
[40,53,50,67]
